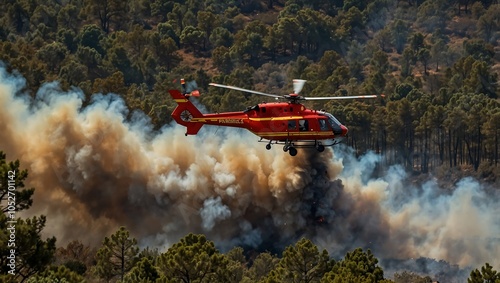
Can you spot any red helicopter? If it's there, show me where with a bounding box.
[169,79,380,156]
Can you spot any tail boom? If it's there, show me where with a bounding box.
[169,89,249,136]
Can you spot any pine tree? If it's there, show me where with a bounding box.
[321,248,386,283]
[95,226,139,282]
[0,152,56,282]
[468,263,500,283]
[157,233,227,282]
[265,238,333,283]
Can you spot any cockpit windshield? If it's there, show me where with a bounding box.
[320,112,343,135]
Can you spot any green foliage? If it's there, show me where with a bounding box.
[463,39,495,63]
[391,19,410,54]
[63,260,87,276]
[78,24,105,55]
[416,0,449,33]
[430,37,447,71]
[468,263,500,283]
[84,0,129,33]
[197,11,219,40]
[449,55,497,98]
[394,271,432,283]
[245,252,279,282]
[54,240,95,276]
[27,265,85,283]
[180,25,206,53]
[265,238,332,283]
[36,42,68,72]
[400,47,414,78]
[416,48,430,75]
[107,45,143,84]
[150,34,182,73]
[212,46,233,74]
[157,233,227,282]
[0,152,34,213]
[5,216,57,281]
[137,246,160,261]
[124,257,160,283]
[151,0,173,21]
[219,247,246,283]
[393,83,414,101]
[321,248,385,283]
[210,27,233,48]
[57,4,79,32]
[226,246,246,264]
[95,226,139,282]
[410,33,426,52]
[0,152,56,282]
[336,6,365,39]
[476,4,500,43]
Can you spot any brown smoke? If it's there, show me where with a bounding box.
[0,68,498,273]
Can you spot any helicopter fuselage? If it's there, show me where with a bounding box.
[189,102,347,141]
[170,89,347,147]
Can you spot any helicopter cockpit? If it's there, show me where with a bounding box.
[318,111,345,135]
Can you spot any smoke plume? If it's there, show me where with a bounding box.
[0,66,498,276]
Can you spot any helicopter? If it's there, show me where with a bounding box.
[169,79,381,156]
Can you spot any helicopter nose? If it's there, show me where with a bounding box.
[341,125,348,136]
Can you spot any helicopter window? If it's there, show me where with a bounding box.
[328,116,341,128]
[319,119,330,131]
[288,120,297,130]
[325,114,343,135]
[299,119,309,131]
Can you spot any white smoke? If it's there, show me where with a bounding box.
[328,144,500,271]
[200,197,231,231]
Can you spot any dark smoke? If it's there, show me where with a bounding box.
[0,67,499,276]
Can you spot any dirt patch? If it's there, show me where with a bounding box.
[177,50,217,75]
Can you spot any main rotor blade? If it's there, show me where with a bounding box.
[293,79,306,94]
[209,83,282,99]
[304,95,381,100]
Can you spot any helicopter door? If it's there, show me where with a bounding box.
[318,119,330,131]
[298,119,309,131]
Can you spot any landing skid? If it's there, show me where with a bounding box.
[260,139,341,156]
